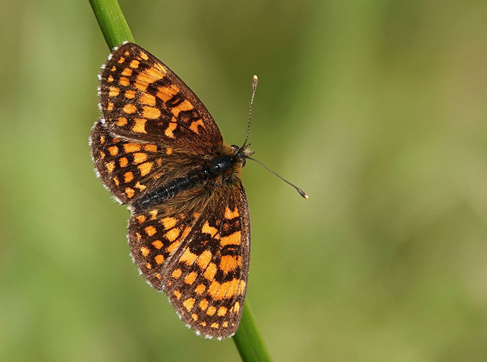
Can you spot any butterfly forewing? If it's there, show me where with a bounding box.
[128,182,249,338]
[99,42,223,147]
[163,182,250,338]
[91,42,252,339]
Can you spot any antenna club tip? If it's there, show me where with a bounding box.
[252,75,258,89]
[298,189,309,199]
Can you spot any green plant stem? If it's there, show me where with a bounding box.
[89,0,134,49]
[88,1,272,361]
[233,301,272,361]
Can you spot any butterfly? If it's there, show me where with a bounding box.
[90,42,254,339]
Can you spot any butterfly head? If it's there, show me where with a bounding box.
[231,144,254,168]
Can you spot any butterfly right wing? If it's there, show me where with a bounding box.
[128,181,251,339]
[163,182,250,339]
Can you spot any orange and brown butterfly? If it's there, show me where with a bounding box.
[90,42,254,339]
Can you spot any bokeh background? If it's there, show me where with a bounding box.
[1,0,487,361]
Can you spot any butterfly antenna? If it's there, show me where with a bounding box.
[240,75,308,199]
[241,75,259,150]
[247,156,309,199]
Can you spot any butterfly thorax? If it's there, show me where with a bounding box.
[132,143,250,211]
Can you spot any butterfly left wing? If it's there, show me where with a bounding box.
[92,42,226,204]
[128,181,250,339]
[98,42,223,148]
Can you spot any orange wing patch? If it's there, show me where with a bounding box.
[134,65,166,92]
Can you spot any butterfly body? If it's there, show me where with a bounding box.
[90,42,252,339]
[131,144,250,211]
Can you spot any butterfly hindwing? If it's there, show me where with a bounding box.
[90,120,214,204]
[90,120,168,203]
[128,202,202,290]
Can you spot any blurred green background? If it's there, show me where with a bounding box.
[1,0,487,361]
